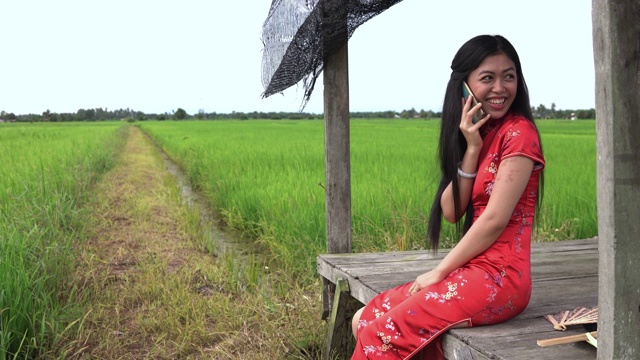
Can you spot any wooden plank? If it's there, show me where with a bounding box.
[446,322,597,360]
[529,238,597,250]
[327,248,597,280]
[593,0,640,359]
[441,335,494,360]
[443,307,598,359]
[318,238,597,266]
[317,239,598,287]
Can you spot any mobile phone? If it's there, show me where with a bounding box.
[462,81,485,124]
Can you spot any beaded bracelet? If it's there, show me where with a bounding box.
[457,162,477,179]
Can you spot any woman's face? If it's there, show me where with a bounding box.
[467,53,518,120]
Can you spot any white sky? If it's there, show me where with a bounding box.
[0,1,594,115]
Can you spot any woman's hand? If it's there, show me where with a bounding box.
[408,269,447,295]
[460,95,490,150]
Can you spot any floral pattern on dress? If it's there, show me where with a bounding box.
[358,318,371,329]
[369,318,403,355]
[480,294,520,324]
[483,153,499,196]
[417,328,438,344]
[360,298,393,331]
[503,129,522,151]
[424,277,467,303]
[511,206,535,254]
[485,268,506,288]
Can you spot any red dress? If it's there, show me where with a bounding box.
[352,113,545,359]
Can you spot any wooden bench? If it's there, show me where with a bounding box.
[317,237,599,359]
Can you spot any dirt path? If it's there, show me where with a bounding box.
[71,126,236,359]
[67,126,324,360]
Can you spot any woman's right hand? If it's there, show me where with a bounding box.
[408,269,447,295]
[460,95,490,150]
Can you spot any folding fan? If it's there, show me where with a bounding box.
[544,306,598,331]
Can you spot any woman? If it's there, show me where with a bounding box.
[350,35,545,360]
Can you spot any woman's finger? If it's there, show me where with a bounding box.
[462,95,473,112]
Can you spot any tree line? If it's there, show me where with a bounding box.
[0,104,595,123]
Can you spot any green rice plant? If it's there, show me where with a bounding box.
[0,122,126,359]
[139,119,597,280]
[535,120,597,240]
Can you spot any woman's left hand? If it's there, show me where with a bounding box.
[408,269,447,295]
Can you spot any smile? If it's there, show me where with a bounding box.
[487,98,506,105]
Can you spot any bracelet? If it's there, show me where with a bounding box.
[457,162,477,179]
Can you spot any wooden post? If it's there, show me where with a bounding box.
[320,0,353,352]
[592,1,640,359]
[325,278,359,358]
[322,0,351,256]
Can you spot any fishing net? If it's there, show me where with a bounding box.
[260,0,404,108]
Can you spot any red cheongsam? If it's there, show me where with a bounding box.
[352,113,545,359]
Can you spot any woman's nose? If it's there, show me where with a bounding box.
[492,80,505,93]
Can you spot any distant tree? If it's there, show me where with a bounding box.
[400,107,417,118]
[577,109,596,119]
[43,109,52,122]
[418,109,436,119]
[84,108,96,121]
[157,114,167,121]
[196,109,206,120]
[535,104,548,119]
[6,112,16,121]
[173,108,187,120]
[58,113,73,122]
[96,107,107,120]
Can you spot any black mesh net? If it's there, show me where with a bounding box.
[261,0,404,109]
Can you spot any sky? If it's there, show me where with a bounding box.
[0,1,595,116]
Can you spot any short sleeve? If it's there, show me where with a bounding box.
[500,118,545,171]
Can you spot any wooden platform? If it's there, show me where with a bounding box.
[317,237,599,359]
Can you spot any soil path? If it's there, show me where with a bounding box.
[70,125,323,360]
[73,126,233,359]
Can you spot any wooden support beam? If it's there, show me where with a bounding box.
[320,0,352,322]
[322,0,351,256]
[325,278,359,359]
[592,1,640,358]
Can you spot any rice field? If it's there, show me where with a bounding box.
[139,119,597,277]
[0,122,126,358]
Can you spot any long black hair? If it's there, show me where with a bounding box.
[427,34,543,251]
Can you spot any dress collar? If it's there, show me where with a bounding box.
[480,112,514,137]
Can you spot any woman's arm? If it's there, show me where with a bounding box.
[440,97,490,223]
[410,156,535,294]
[440,147,481,222]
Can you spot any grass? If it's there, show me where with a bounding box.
[535,120,597,240]
[0,122,126,359]
[138,119,597,280]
